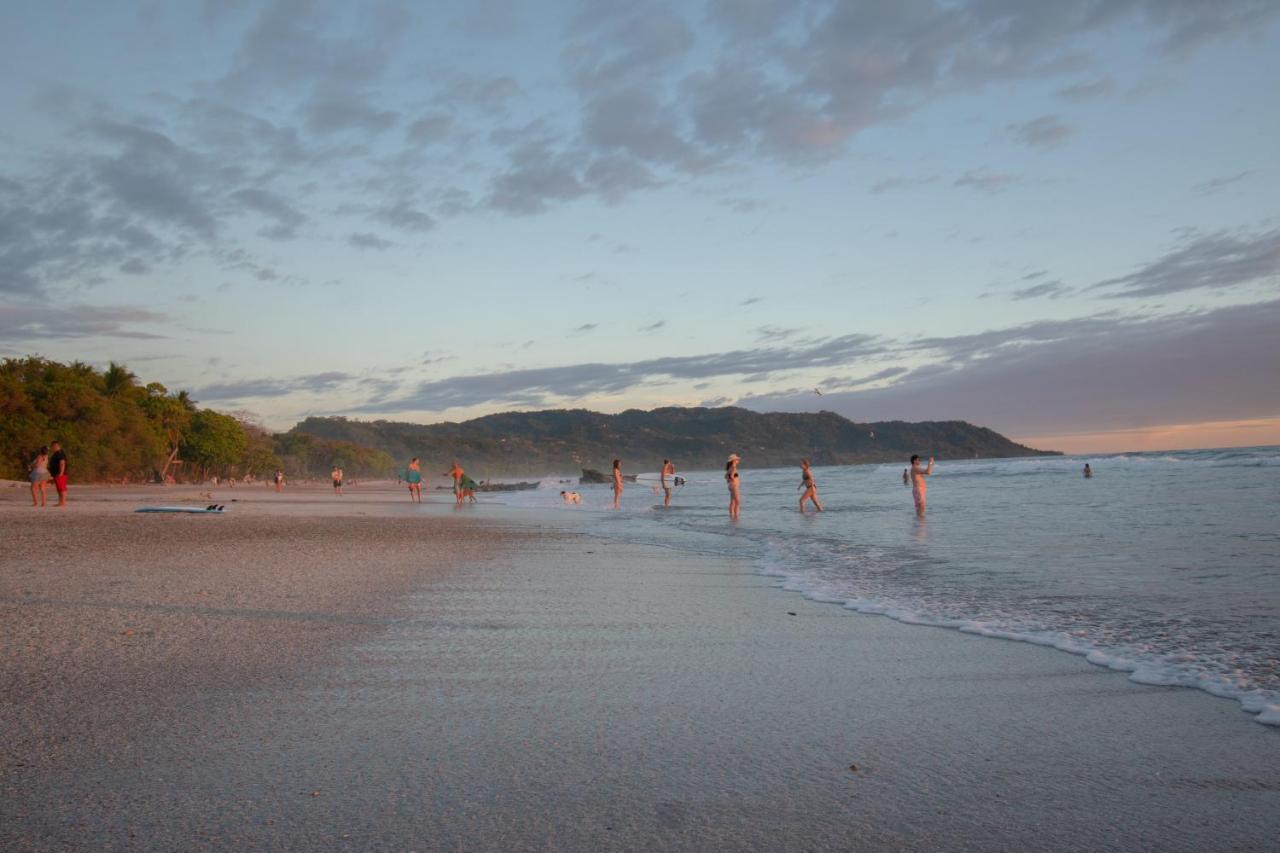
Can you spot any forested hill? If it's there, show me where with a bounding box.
[292,407,1058,475]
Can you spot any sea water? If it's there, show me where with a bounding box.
[491,448,1280,725]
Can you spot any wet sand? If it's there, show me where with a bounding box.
[1,483,1277,850]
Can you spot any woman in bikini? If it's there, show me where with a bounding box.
[910,454,934,516]
[798,459,823,512]
[612,459,624,509]
[726,453,741,520]
[29,446,50,507]
[406,457,422,502]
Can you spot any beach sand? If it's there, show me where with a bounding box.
[2,483,1277,850]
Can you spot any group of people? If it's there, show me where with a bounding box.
[399,458,477,505]
[26,442,69,507]
[599,453,934,519]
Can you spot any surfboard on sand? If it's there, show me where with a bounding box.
[135,505,226,514]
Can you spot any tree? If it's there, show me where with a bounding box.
[183,410,248,480]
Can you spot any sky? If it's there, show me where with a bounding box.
[1,0,1278,453]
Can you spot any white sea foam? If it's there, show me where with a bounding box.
[499,446,1280,725]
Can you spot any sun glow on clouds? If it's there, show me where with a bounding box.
[1019,417,1280,455]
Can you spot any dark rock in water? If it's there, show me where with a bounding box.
[580,468,637,484]
[475,481,540,492]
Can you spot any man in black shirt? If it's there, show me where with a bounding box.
[48,440,68,507]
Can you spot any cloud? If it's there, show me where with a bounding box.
[1092,228,1280,297]
[348,232,392,250]
[1011,280,1071,300]
[954,170,1020,193]
[231,187,307,240]
[1192,171,1255,196]
[193,371,355,400]
[1006,115,1075,148]
[406,114,454,145]
[437,74,523,113]
[305,90,399,134]
[870,175,938,194]
[1055,77,1116,100]
[755,325,801,342]
[744,299,1280,436]
[0,303,168,339]
[357,332,887,412]
[371,200,435,232]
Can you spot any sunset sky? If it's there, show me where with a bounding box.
[2,1,1277,453]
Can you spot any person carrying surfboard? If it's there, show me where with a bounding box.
[406,457,423,502]
[660,458,677,507]
[444,461,465,505]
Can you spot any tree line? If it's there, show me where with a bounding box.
[0,358,394,483]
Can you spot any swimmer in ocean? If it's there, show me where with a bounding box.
[910,454,933,516]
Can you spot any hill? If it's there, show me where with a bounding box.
[290,407,1057,476]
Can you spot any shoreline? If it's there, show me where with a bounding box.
[2,490,1277,848]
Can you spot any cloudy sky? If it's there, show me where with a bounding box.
[2,0,1278,452]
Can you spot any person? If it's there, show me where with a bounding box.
[331,466,344,495]
[460,468,481,502]
[910,454,934,516]
[612,459,624,509]
[1083,463,1093,479]
[274,469,285,492]
[406,457,423,502]
[725,453,741,520]
[444,461,465,505]
[28,446,50,507]
[660,458,677,506]
[799,459,823,512]
[902,468,910,486]
[48,440,68,507]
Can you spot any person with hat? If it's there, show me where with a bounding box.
[725,453,741,520]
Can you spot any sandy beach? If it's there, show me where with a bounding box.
[2,482,1277,850]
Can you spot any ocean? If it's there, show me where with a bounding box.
[491,447,1280,726]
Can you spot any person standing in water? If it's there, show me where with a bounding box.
[799,459,824,512]
[406,457,423,502]
[910,454,933,516]
[444,460,465,505]
[1083,463,1093,479]
[902,468,910,486]
[612,459,624,509]
[660,458,676,506]
[725,453,741,520]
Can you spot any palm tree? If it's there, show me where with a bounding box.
[103,362,138,397]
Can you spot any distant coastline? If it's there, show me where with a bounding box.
[290,407,1059,477]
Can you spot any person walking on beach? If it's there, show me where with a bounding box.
[331,466,344,495]
[799,459,824,512]
[726,453,741,520]
[660,458,676,506]
[48,440,68,507]
[274,469,285,492]
[612,459,624,509]
[406,457,423,503]
[910,454,933,516]
[445,460,465,505]
[28,446,50,507]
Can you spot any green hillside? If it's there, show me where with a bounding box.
[291,407,1058,476]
